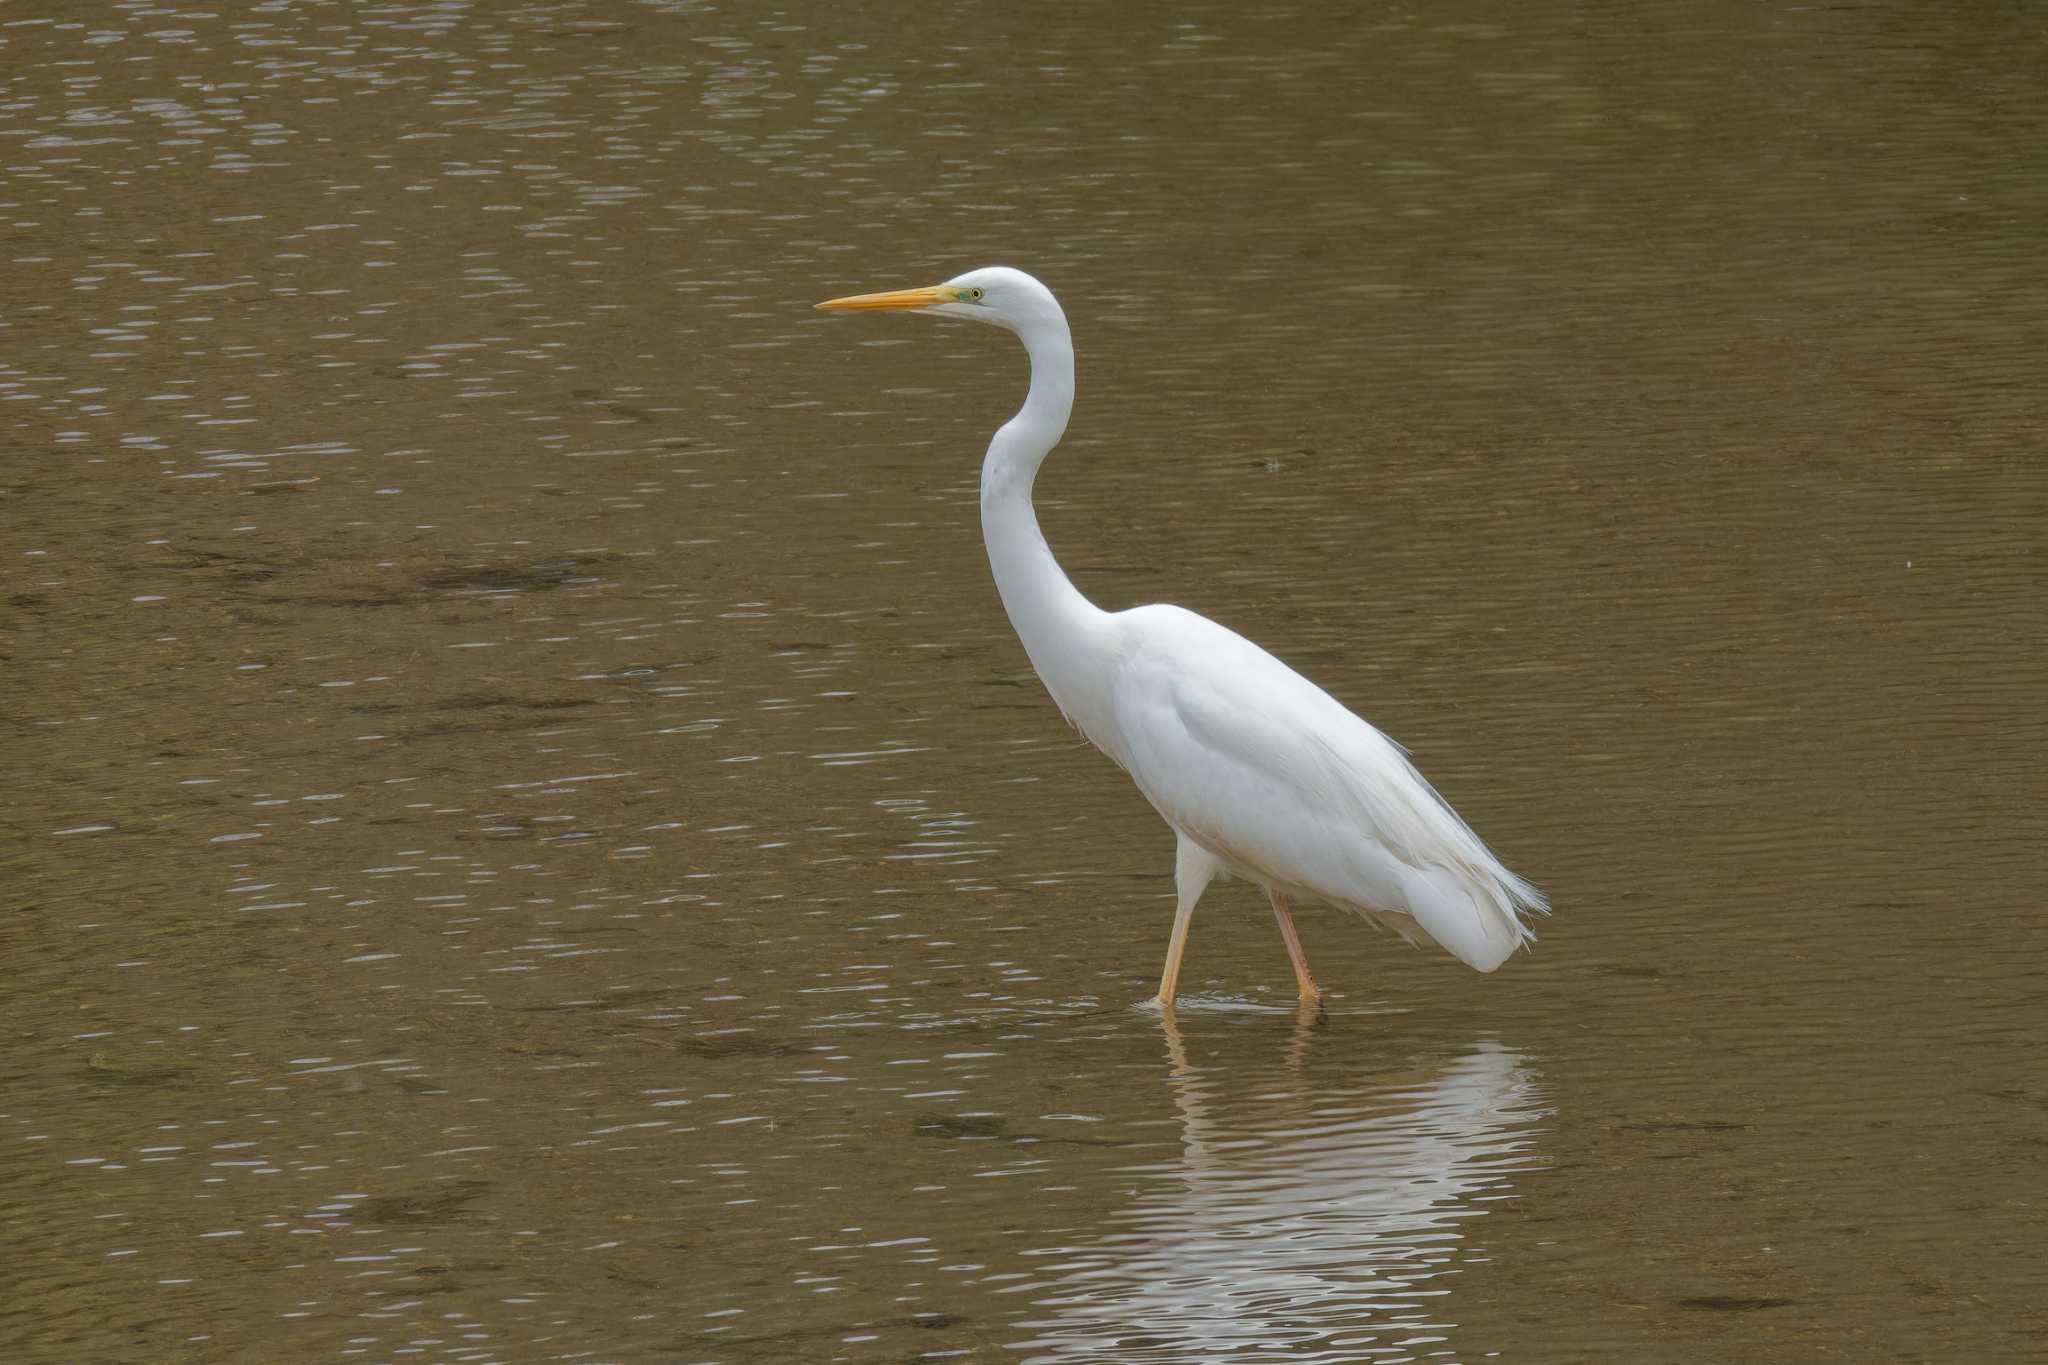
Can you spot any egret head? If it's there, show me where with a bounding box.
[816,265,1064,336]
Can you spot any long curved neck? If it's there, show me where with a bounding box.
[980,311,1117,735]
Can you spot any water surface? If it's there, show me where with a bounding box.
[5,2,2045,1361]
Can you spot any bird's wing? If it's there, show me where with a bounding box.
[1107,605,1543,956]
[1107,606,1414,893]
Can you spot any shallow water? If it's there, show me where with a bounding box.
[5,2,2045,1361]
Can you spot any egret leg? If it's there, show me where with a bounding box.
[1269,890,1320,1001]
[1156,900,1195,1009]
[1158,834,1219,1008]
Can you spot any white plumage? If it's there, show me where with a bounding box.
[1108,603,1543,972]
[818,266,1545,1005]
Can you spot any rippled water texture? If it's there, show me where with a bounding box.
[6,2,2045,1361]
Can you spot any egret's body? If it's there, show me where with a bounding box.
[819,267,1544,1005]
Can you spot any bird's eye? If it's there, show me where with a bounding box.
[968,287,985,302]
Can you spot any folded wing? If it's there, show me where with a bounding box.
[1105,604,1544,971]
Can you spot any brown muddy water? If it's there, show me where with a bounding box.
[4,3,2045,1362]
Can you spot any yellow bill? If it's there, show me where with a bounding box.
[815,284,965,311]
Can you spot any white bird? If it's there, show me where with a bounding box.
[817,266,1545,1007]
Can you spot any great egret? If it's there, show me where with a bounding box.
[817,267,1545,1007]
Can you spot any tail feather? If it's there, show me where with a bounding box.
[1401,863,1545,973]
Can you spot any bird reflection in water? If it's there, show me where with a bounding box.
[1013,1012,1543,1362]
